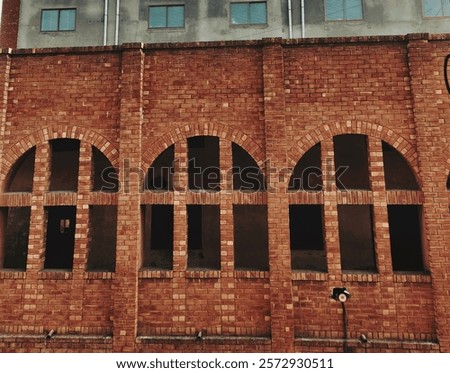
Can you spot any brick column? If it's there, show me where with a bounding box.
[69,142,92,332]
[22,143,50,333]
[262,39,294,352]
[172,140,187,334]
[367,137,397,336]
[0,0,20,48]
[219,138,236,335]
[113,45,144,351]
[407,36,450,352]
[0,52,11,187]
[322,139,341,276]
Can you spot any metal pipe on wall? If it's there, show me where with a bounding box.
[301,0,305,38]
[114,0,120,45]
[288,0,293,38]
[103,0,109,45]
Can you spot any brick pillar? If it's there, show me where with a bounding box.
[262,39,294,352]
[172,140,188,335]
[0,52,11,185]
[219,138,236,335]
[367,138,397,336]
[22,143,50,333]
[0,0,20,48]
[407,35,450,352]
[113,45,144,351]
[69,142,92,332]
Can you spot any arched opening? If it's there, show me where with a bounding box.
[382,142,419,190]
[288,143,322,191]
[4,147,35,193]
[144,145,174,192]
[232,143,265,191]
[92,147,119,193]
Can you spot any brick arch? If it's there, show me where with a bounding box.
[1,125,119,184]
[142,122,265,171]
[287,121,419,172]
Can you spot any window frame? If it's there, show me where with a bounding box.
[422,0,450,18]
[324,0,364,22]
[230,1,268,26]
[148,4,186,29]
[40,8,77,32]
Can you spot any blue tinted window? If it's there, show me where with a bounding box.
[231,2,267,25]
[41,10,59,31]
[149,5,185,28]
[41,9,75,32]
[423,0,450,17]
[59,9,76,31]
[168,6,185,27]
[325,0,363,21]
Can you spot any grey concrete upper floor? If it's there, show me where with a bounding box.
[16,0,450,49]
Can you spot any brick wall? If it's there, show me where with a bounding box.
[0,0,20,49]
[0,35,449,352]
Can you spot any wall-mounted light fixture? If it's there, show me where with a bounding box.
[331,287,350,352]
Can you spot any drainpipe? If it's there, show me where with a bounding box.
[103,0,109,45]
[301,0,305,38]
[288,0,293,38]
[114,0,120,45]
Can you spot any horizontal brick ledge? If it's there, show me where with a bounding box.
[137,335,271,345]
[0,334,112,342]
[296,337,439,349]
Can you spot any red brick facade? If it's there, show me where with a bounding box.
[0,0,20,49]
[0,35,449,352]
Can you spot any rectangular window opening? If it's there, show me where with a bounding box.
[234,205,269,270]
[289,205,326,272]
[231,2,267,25]
[41,9,76,32]
[44,206,76,270]
[87,206,117,272]
[187,205,220,270]
[0,207,31,270]
[423,0,450,17]
[325,0,363,21]
[142,205,173,270]
[338,205,377,272]
[149,5,185,29]
[333,135,370,190]
[49,139,80,192]
[388,205,425,272]
[188,137,220,191]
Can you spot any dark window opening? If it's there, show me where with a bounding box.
[87,206,117,272]
[290,205,326,271]
[232,143,265,191]
[233,205,269,270]
[388,205,425,272]
[92,147,119,193]
[5,147,35,193]
[142,205,173,270]
[382,142,419,190]
[187,205,220,269]
[49,139,80,192]
[44,206,76,270]
[289,143,322,191]
[333,135,370,190]
[145,145,174,192]
[338,205,377,271]
[446,173,450,190]
[188,137,220,191]
[0,207,30,270]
